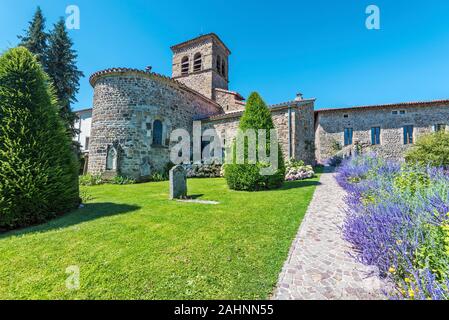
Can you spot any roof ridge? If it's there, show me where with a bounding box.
[170,33,231,54]
[316,99,449,113]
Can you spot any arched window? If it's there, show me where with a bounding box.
[221,60,226,77]
[106,145,117,170]
[181,56,189,75]
[216,55,221,72]
[193,53,202,72]
[153,120,163,146]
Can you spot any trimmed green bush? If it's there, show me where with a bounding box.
[224,92,285,191]
[0,47,79,230]
[405,131,449,167]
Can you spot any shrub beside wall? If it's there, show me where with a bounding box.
[0,47,79,230]
[224,92,285,191]
[405,131,449,167]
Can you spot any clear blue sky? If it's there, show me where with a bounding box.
[1,0,449,111]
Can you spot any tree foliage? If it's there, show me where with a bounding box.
[405,131,449,167]
[18,6,47,67]
[224,92,285,191]
[46,18,84,136]
[18,9,84,137]
[0,47,79,230]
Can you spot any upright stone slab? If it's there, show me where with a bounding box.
[169,165,187,200]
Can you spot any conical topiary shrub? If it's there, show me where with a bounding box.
[0,47,79,230]
[224,92,285,191]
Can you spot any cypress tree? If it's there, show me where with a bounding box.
[224,92,285,191]
[0,47,79,230]
[46,18,84,137]
[18,6,48,67]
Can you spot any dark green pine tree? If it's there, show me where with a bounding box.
[18,6,48,67]
[46,18,84,137]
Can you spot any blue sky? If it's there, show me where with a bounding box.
[1,0,449,111]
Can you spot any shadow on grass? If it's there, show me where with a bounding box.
[277,179,321,191]
[188,194,205,199]
[0,202,140,239]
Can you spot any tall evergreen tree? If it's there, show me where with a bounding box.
[18,6,48,67]
[0,47,79,230]
[46,18,84,137]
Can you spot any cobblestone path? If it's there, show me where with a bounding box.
[272,167,386,300]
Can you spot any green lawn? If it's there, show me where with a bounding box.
[0,175,320,300]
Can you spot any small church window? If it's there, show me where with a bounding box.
[106,146,117,171]
[217,55,221,72]
[153,120,163,146]
[181,56,189,75]
[221,60,226,77]
[193,53,202,72]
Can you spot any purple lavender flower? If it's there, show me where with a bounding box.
[336,155,449,300]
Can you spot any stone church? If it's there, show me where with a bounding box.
[77,33,449,180]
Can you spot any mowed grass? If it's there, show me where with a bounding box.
[0,175,320,300]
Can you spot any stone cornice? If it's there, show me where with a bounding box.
[170,33,231,55]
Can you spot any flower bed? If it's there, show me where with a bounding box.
[285,159,315,181]
[336,155,449,300]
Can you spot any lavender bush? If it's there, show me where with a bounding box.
[337,155,449,300]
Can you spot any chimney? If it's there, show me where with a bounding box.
[145,66,152,73]
[295,92,303,101]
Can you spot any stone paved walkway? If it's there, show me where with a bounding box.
[272,167,386,300]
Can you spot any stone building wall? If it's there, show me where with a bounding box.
[295,102,316,164]
[315,102,449,163]
[201,101,316,165]
[171,34,229,99]
[213,88,245,113]
[88,69,222,180]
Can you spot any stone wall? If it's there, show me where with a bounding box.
[172,35,229,99]
[213,88,245,113]
[201,101,316,165]
[88,70,222,180]
[315,102,449,163]
[295,102,316,164]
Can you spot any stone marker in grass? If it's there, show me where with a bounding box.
[169,165,187,200]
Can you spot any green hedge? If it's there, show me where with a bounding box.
[224,92,285,191]
[0,47,79,230]
[405,131,449,167]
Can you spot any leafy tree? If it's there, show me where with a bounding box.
[405,131,449,167]
[18,7,48,67]
[224,92,285,191]
[0,47,79,230]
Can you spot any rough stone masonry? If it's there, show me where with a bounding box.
[83,33,449,180]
